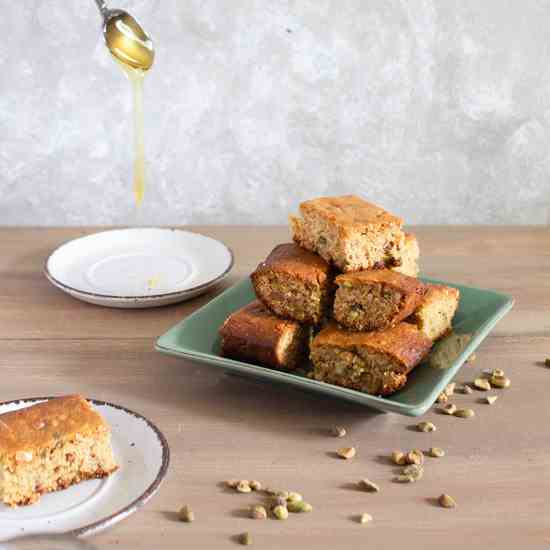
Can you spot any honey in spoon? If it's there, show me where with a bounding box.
[104,12,154,207]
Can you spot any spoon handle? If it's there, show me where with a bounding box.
[94,0,109,18]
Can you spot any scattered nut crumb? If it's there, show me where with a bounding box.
[492,368,505,377]
[272,504,289,520]
[250,505,267,520]
[490,375,511,389]
[391,450,407,465]
[359,512,373,524]
[238,532,252,545]
[428,447,445,458]
[178,505,194,523]
[473,378,491,391]
[263,487,278,496]
[485,395,498,405]
[441,403,457,415]
[358,479,380,493]
[236,481,252,493]
[331,426,347,438]
[337,447,356,459]
[225,479,240,489]
[438,494,456,508]
[394,474,415,483]
[249,480,262,491]
[402,464,423,481]
[276,490,289,499]
[454,408,475,419]
[417,421,436,433]
[287,492,302,503]
[405,449,424,465]
[287,500,312,513]
[458,384,473,395]
[436,392,448,404]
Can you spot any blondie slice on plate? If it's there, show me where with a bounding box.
[334,270,427,332]
[409,284,460,341]
[289,195,405,272]
[0,395,118,507]
[219,301,309,371]
[310,322,432,396]
[390,233,420,277]
[251,243,333,325]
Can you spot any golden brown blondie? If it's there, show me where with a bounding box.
[310,322,432,396]
[390,233,419,277]
[409,284,460,341]
[251,243,333,325]
[290,195,405,272]
[0,395,118,507]
[334,270,427,331]
[219,301,308,371]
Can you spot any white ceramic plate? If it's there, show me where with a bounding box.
[0,398,169,540]
[44,228,234,308]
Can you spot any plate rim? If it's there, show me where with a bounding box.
[43,227,235,301]
[155,276,515,416]
[0,396,170,538]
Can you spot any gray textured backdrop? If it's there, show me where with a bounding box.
[1,0,549,226]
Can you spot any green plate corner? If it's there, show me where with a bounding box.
[156,277,513,416]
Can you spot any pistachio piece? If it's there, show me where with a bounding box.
[238,532,252,546]
[391,450,407,465]
[428,447,445,458]
[263,486,278,496]
[331,426,347,438]
[249,480,262,491]
[474,378,491,391]
[405,449,424,465]
[454,408,475,418]
[436,392,448,404]
[441,403,457,415]
[276,490,289,499]
[358,479,380,493]
[359,512,373,524]
[287,492,302,503]
[402,464,423,481]
[225,479,240,489]
[272,504,289,520]
[490,375,511,389]
[287,500,312,513]
[444,382,456,396]
[178,505,194,523]
[394,474,415,483]
[236,481,252,493]
[438,494,456,508]
[337,447,356,459]
[492,368,505,377]
[485,395,498,405]
[250,505,267,520]
[458,384,473,395]
[417,421,436,433]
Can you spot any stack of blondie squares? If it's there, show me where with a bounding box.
[219,195,460,397]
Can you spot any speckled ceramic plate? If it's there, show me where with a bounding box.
[156,277,514,417]
[44,228,234,308]
[0,398,169,540]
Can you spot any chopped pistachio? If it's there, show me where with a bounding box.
[238,532,252,546]
[276,490,289,499]
[236,481,252,493]
[359,512,373,524]
[454,408,475,419]
[490,375,511,389]
[394,474,415,483]
[250,505,267,520]
[263,486,278,496]
[417,421,436,433]
[406,449,424,465]
[272,504,289,520]
[337,447,356,459]
[458,384,473,395]
[287,500,312,513]
[492,368,505,378]
[331,426,347,438]
[178,505,194,523]
[473,378,491,391]
[441,403,457,415]
[428,447,445,458]
[402,464,423,481]
[436,392,449,404]
[358,479,380,493]
[438,494,456,508]
[485,395,498,405]
[391,450,407,465]
[226,479,240,489]
[249,480,262,491]
[287,492,302,503]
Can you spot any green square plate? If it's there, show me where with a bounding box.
[156,277,513,416]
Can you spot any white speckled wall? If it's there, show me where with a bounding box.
[1,0,549,225]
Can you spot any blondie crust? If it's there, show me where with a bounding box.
[0,395,118,507]
[290,195,405,272]
[334,270,427,331]
[310,322,432,396]
[390,233,419,277]
[409,284,460,341]
[219,301,308,371]
[251,243,333,325]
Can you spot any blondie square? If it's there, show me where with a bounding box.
[310,322,432,396]
[0,395,118,507]
[410,284,460,341]
[251,243,333,325]
[334,270,427,331]
[289,195,405,272]
[219,301,308,371]
[390,233,420,277]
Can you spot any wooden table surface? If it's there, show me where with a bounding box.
[1,226,549,549]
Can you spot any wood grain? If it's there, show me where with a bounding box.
[0,227,548,549]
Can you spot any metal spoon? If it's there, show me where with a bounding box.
[94,0,154,71]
